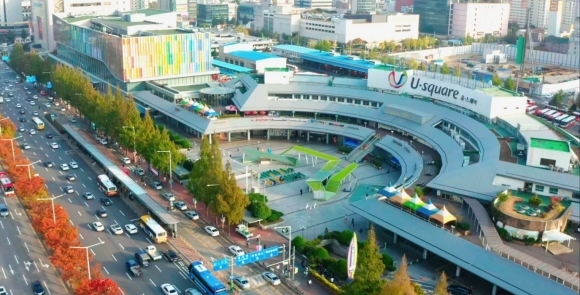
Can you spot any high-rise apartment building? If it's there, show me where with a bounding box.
[31,0,131,51]
[547,0,563,35]
[0,0,28,31]
[351,0,378,14]
[130,0,149,11]
[414,0,450,35]
[529,0,550,28]
[569,17,580,55]
[159,0,192,20]
[450,2,510,38]
[562,0,579,25]
[508,0,530,27]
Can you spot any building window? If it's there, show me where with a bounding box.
[535,185,545,192]
[549,187,559,194]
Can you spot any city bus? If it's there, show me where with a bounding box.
[139,215,167,243]
[526,105,537,114]
[188,261,227,295]
[554,114,570,125]
[547,112,563,122]
[542,110,557,119]
[287,64,299,72]
[97,174,118,196]
[0,172,15,196]
[32,117,45,130]
[535,108,551,116]
[559,116,577,129]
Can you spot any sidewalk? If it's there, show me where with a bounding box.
[67,121,330,295]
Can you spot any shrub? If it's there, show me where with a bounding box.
[457,222,470,231]
[179,139,191,148]
[313,247,330,261]
[265,209,284,222]
[310,269,344,294]
[302,245,317,258]
[249,202,271,219]
[498,193,509,202]
[292,236,307,252]
[338,146,353,153]
[182,159,195,171]
[529,195,542,206]
[382,253,396,271]
[247,193,268,203]
[337,230,354,246]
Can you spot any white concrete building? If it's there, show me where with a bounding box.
[547,0,564,36]
[529,0,550,28]
[352,0,377,14]
[300,13,419,44]
[22,1,32,21]
[31,0,132,50]
[253,5,303,36]
[569,17,580,55]
[449,2,510,38]
[526,138,572,172]
[210,33,273,50]
[562,0,580,25]
[509,0,530,27]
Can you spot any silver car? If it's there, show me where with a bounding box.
[233,276,251,290]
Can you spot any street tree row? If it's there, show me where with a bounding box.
[187,135,250,228]
[0,115,120,295]
[8,43,52,84]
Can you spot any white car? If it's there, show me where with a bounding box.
[15,103,21,108]
[29,129,37,135]
[83,192,94,200]
[262,272,281,285]
[185,211,199,220]
[69,161,79,169]
[92,222,105,232]
[22,143,31,150]
[125,224,138,234]
[60,163,69,171]
[19,126,25,132]
[233,276,251,290]
[161,284,178,295]
[174,201,187,211]
[110,224,123,235]
[64,186,74,193]
[54,101,60,106]
[29,101,36,106]
[44,103,51,108]
[204,226,219,237]
[33,111,39,116]
[228,245,245,257]
[33,95,38,99]
[99,138,108,145]
[4,97,9,102]
[151,181,163,190]
[121,157,131,164]
[51,142,60,149]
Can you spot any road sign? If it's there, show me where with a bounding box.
[235,246,279,267]
[212,258,230,271]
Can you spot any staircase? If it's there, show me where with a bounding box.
[346,134,380,163]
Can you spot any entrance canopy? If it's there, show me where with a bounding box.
[542,230,577,243]
[430,205,457,224]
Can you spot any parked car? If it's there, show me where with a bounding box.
[185,211,199,220]
[204,226,219,237]
[151,181,163,190]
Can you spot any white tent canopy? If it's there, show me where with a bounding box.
[542,230,576,243]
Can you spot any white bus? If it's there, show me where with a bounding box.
[97,175,118,196]
[32,117,45,130]
[554,114,570,125]
[139,215,167,243]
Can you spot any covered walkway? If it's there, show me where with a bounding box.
[463,197,579,291]
[212,59,254,74]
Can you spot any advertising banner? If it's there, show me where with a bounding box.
[347,233,358,279]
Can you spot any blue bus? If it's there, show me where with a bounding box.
[188,262,227,295]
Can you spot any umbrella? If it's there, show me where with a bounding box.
[416,199,439,217]
[390,188,411,205]
[403,193,425,211]
[430,205,457,224]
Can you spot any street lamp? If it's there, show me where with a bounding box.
[275,226,295,281]
[1,136,22,160]
[37,194,65,224]
[70,241,105,279]
[123,126,136,162]
[157,151,173,194]
[0,117,9,135]
[221,215,225,229]
[16,160,41,179]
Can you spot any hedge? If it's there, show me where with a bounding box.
[310,269,344,294]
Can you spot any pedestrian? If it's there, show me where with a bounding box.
[344,214,347,221]
[324,227,328,235]
[308,279,312,286]
[300,189,303,195]
[263,244,267,249]
[351,218,354,227]
[359,228,363,234]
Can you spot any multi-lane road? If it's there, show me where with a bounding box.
[0,70,195,294]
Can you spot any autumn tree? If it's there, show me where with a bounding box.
[187,136,215,209]
[219,161,250,226]
[434,271,449,295]
[342,226,385,294]
[75,278,121,295]
[380,255,416,295]
[0,115,17,137]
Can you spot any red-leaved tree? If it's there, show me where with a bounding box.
[75,277,121,295]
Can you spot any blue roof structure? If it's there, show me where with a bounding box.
[212,59,253,74]
[272,44,383,73]
[228,51,280,61]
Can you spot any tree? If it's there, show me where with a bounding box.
[434,271,449,295]
[549,89,566,107]
[20,29,29,39]
[463,33,473,45]
[314,40,332,52]
[220,161,250,225]
[503,76,516,91]
[75,278,121,295]
[418,63,427,71]
[187,136,218,210]
[342,226,385,294]
[440,63,450,74]
[6,30,15,43]
[453,67,461,77]
[491,73,502,86]
[380,255,416,295]
[9,43,25,73]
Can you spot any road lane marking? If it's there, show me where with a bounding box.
[82,183,86,188]
[43,281,51,294]
[119,210,125,216]
[80,168,84,172]
[14,255,18,264]
[90,249,96,256]
[16,226,21,235]
[52,176,55,181]
[125,273,133,280]
[114,220,118,225]
[40,147,43,151]
[174,286,181,293]
[9,265,14,275]
[44,183,48,188]
[33,261,39,272]
[103,267,109,274]
[23,275,28,285]
[88,176,91,181]
[125,233,130,238]
[149,279,156,287]
[79,234,84,240]
[85,202,89,207]
[69,220,74,226]
[0,221,3,229]
[6,237,10,245]
[46,153,49,157]
[98,237,104,243]
[155,265,162,272]
[1,267,5,279]
[75,191,79,196]
[106,229,112,235]
[68,198,72,203]
[33,152,36,155]
[59,156,62,160]
[146,238,153,244]
[95,215,100,220]
[78,211,82,216]
[87,224,93,230]
[111,254,117,261]
[119,243,125,250]
[118,287,125,295]
[24,243,30,252]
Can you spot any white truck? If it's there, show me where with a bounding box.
[235,224,253,238]
[146,245,163,261]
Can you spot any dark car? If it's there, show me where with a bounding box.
[46,132,53,139]
[44,162,54,168]
[19,117,26,122]
[96,209,107,218]
[163,250,179,262]
[19,109,25,114]
[447,285,472,295]
[32,280,45,295]
[66,174,76,181]
[100,198,112,206]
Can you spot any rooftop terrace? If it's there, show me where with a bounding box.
[479,87,521,97]
[530,138,570,152]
